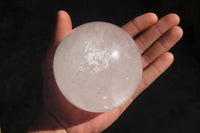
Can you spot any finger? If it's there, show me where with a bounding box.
[43,11,72,72]
[137,52,174,96]
[46,11,72,57]
[119,52,174,111]
[122,13,158,37]
[53,10,72,46]
[135,14,180,53]
[142,26,183,69]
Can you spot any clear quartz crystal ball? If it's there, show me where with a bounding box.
[53,22,142,112]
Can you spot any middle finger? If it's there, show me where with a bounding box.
[135,14,180,54]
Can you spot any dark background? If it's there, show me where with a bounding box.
[0,0,200,133]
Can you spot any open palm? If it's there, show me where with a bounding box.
[29,10,183,133]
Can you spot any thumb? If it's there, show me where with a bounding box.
[53,10,72,46]
[47,10,72,57]
[47,10,72,58]
[42,10,72,74]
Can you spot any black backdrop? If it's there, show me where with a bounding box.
[0,0,200,133]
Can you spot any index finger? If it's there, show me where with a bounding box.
[122,13,158,37]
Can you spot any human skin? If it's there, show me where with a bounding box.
[28,10,183,133]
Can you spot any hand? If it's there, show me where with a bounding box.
[28,10,183,133]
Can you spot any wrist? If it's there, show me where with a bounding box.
[27,107,67,133]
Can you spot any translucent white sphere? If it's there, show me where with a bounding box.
[53,22,142,112]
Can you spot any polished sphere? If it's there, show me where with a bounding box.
[53,22,142,112]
